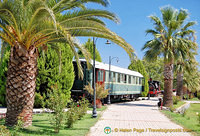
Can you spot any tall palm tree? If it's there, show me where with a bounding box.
[142,6,196,107]
[174,23,197,100]
[0,0,134,127]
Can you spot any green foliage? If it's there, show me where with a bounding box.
[84,83,110,99]
[78,38,102,62]
[173,96,180,105]
[169,106,175,112]
[77,98,89,119]
[45,84,69,133]
[36,43,74,107]
[12,117,24,136]
[143,58,164,90]
[65,98,89,128]
[0,47,10,107]
[197,112,200,125]
[65,103,79,128]
[197,92,200,100]
[183,94,189,100]
[0,125,10,136]
[128,59,149,96]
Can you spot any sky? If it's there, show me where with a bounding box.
[81,0,200,69]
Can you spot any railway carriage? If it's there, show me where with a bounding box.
[71,59,144,102]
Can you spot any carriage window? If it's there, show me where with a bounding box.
[136,77,138,84]
[118,73,121,83]
[128,75,131,84]
[139,78,141,85]
[113,72,116,82]
[124,75,127,83]
[105,71,109,82]
[132,76,135,84]
[120,74,123,83]
[98,70,104,81]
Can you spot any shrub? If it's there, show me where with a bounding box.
[12,116,24,136]
[197,92,200,100]
[0,125,10,136]
[45,84,69,133]
[65,103,79,128]
[182,109,187,117]
[77,98,89,119]
[196,112,200,125]
[183,94,189,100]
[169,106,175,112]
[84,83,110,100]
[173,96,180,105]
[34,92,45,108]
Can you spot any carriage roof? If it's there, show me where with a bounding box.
[77,59,143,78]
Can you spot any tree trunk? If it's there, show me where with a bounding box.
[176,72,183,100]
[5,45,38,127]
[163,63,173,107]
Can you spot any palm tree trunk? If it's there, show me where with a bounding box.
[176,72,183,100]
[5,45,38,127]
[163,63,173,107]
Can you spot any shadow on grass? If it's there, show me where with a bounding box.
[21,128,54,135]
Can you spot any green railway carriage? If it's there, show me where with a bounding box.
[71,59,144,101]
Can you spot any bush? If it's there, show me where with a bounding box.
[12,117,24,136]
[169,106,175,112]
[173,96,180,105]
[197,112,200,125]
[197,92,200,100]
[45,84,69,133]
[183,94,189,100]
[34,92,45,108]
[84,83,110,100]
[65,102,79,128]
[77,98,89,119]
[0,125,10,136]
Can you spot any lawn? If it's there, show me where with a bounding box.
[0,108,106,136]
[162,103,200,136]
[173,101,186,109]
[88,105,107,111]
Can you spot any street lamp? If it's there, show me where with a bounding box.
[92,37,97,118]
[107,56,119,104]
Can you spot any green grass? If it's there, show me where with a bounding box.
[188,98,200,101]
[162,103,200,136]
[0,113,100,136]
[173,101,186,109]
[88,105,107,111]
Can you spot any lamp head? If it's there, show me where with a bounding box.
[105,40,111,44]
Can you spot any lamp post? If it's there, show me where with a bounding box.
[107,56,119,104]
[92,37,97,118]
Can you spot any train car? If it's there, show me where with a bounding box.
[71,59,144,102]
[148,78,160,97]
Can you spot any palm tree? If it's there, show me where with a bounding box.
[142,6,196,107]
[183,62,200,95]
[174,23,197,100]
[0,0,134,127]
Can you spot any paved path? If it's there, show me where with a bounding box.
[87,98,192,136]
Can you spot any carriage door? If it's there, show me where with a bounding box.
[96,69,105,85]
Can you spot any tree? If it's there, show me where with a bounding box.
[183,60,200,94]
[142,57,164,90]
[0,0,134,127]
[36,43,74,107]
[128,59,149,97]
[0,44,9,106]
[78,38,102,62]
[142,6,196,107]
[174,24,197,100]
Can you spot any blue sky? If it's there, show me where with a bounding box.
[82,0,200,68]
